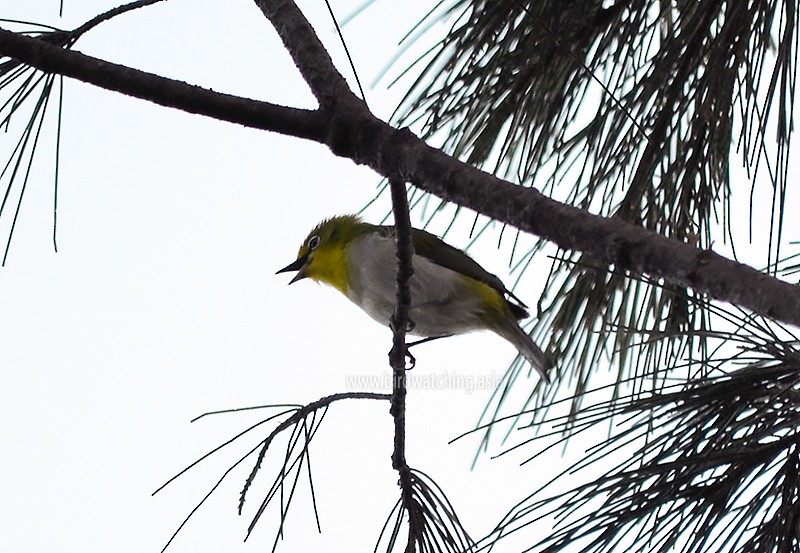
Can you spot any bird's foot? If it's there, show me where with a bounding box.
[387,345,416,369]
[405,349,416,369]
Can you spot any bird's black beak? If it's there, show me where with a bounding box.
[276,255,309,284]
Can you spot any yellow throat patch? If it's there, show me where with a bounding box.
[304,242,350,294]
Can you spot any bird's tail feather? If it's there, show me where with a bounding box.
[494,319,551,383]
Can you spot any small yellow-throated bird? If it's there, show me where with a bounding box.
[277,215,551,382]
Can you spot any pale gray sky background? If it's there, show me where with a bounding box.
[0,2,797,553]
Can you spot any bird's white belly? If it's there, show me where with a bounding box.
[345,234,486,337]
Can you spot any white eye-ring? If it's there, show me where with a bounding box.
[308,235,321,251]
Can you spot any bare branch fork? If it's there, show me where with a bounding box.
[0,1,799,325]
[153,392,390,552]
[238,392,390,511]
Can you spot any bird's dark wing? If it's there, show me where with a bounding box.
[377,225,529,319]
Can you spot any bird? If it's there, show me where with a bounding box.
[277,215,551,382]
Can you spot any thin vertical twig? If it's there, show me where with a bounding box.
[388,177,416,551]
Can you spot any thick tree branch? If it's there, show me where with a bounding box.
[1,14,799,327]
[253,0,800,330]
[0,28,326,141]
[254,0,356,110]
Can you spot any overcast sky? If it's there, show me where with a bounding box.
[1,2,797,553]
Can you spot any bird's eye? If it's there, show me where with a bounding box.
[308,235,321,251]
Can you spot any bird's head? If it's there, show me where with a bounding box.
[276,215,366,293]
